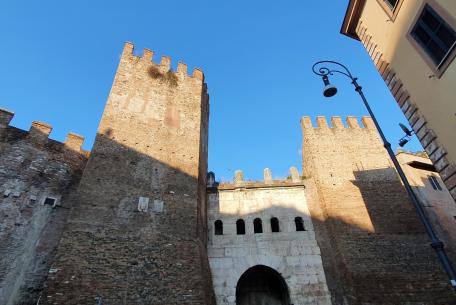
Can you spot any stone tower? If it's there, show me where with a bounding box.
[41,42,214,304]
[302,116,454,304]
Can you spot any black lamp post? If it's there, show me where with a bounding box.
[311,60,456,290]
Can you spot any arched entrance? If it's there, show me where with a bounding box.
[236,265,290,305]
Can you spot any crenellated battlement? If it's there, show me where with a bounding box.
[301,115,376,131]
[301,114,391,181]
[208,167,304,190]
[121,42,204,81]
[0,107,87,154]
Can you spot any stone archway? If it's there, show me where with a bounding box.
[236,265,290,305]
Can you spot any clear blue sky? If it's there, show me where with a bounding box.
[0,0,422,182]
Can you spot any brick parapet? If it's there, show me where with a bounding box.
[209,167,304,191]
[0,108,88,155]
[301,115,377,131]
[121,41,205,82]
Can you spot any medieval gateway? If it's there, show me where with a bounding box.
[0,43,455,305]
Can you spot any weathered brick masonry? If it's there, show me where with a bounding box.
[302,116,455,304]
[40,43,215,304]
[0,109,88,305]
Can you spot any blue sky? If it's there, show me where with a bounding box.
[0,0,422,182]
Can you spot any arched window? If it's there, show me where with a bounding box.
[214,220,223,235]
[236,219,246,235]
[295,217,305,231]
[270,217,280,233]
[254,218,263,234]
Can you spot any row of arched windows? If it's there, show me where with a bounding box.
[214,217,305,235]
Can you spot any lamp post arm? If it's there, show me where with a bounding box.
[312,60,355,80]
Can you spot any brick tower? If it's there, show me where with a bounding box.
[41,42,214,304]
[302,116,454,304]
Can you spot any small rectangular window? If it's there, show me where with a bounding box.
[428,176,442,191]
[411,4,456,69]
[43,197,56,206]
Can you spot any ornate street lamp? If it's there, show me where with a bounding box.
[311,60,456,289]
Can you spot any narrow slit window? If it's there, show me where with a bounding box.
[214,220,223,235]
[270,217,280,233]
[295,217,305,231]
[236,219,245,235]
[253,218,263,234]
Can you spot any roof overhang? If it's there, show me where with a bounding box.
[340,0,366,40]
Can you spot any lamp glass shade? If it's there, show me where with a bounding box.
[323,84,337,97]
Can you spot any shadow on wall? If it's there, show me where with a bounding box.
[208,166,456,305]
[415,175,456,261]
[36,133,215,305]
[319,166,454,304]
[0,124,88,305]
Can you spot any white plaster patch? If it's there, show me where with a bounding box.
[153,199,164,213]
[138,196,149,212]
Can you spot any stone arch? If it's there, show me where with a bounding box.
[235,265,290,305]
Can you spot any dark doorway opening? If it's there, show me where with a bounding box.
[236,265,290,305]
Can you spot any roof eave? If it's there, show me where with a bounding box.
[340,0,366,40]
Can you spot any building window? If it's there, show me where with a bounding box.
[236,219,246,235]
[429,176,443,191]
[214,220,223,235]
[270,217,280,233]
[295,217,305,231]
[43,197,56,206]
[253,218,263,234]
[377,0,403,21]
[411,4,456,70]
[384,0,399,10]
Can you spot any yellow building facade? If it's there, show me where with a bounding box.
[341,0,456,200]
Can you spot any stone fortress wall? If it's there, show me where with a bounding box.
[0,109,88,305]
[0,41,455,305]
[302,115,455,304]
[207,168,332,305]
